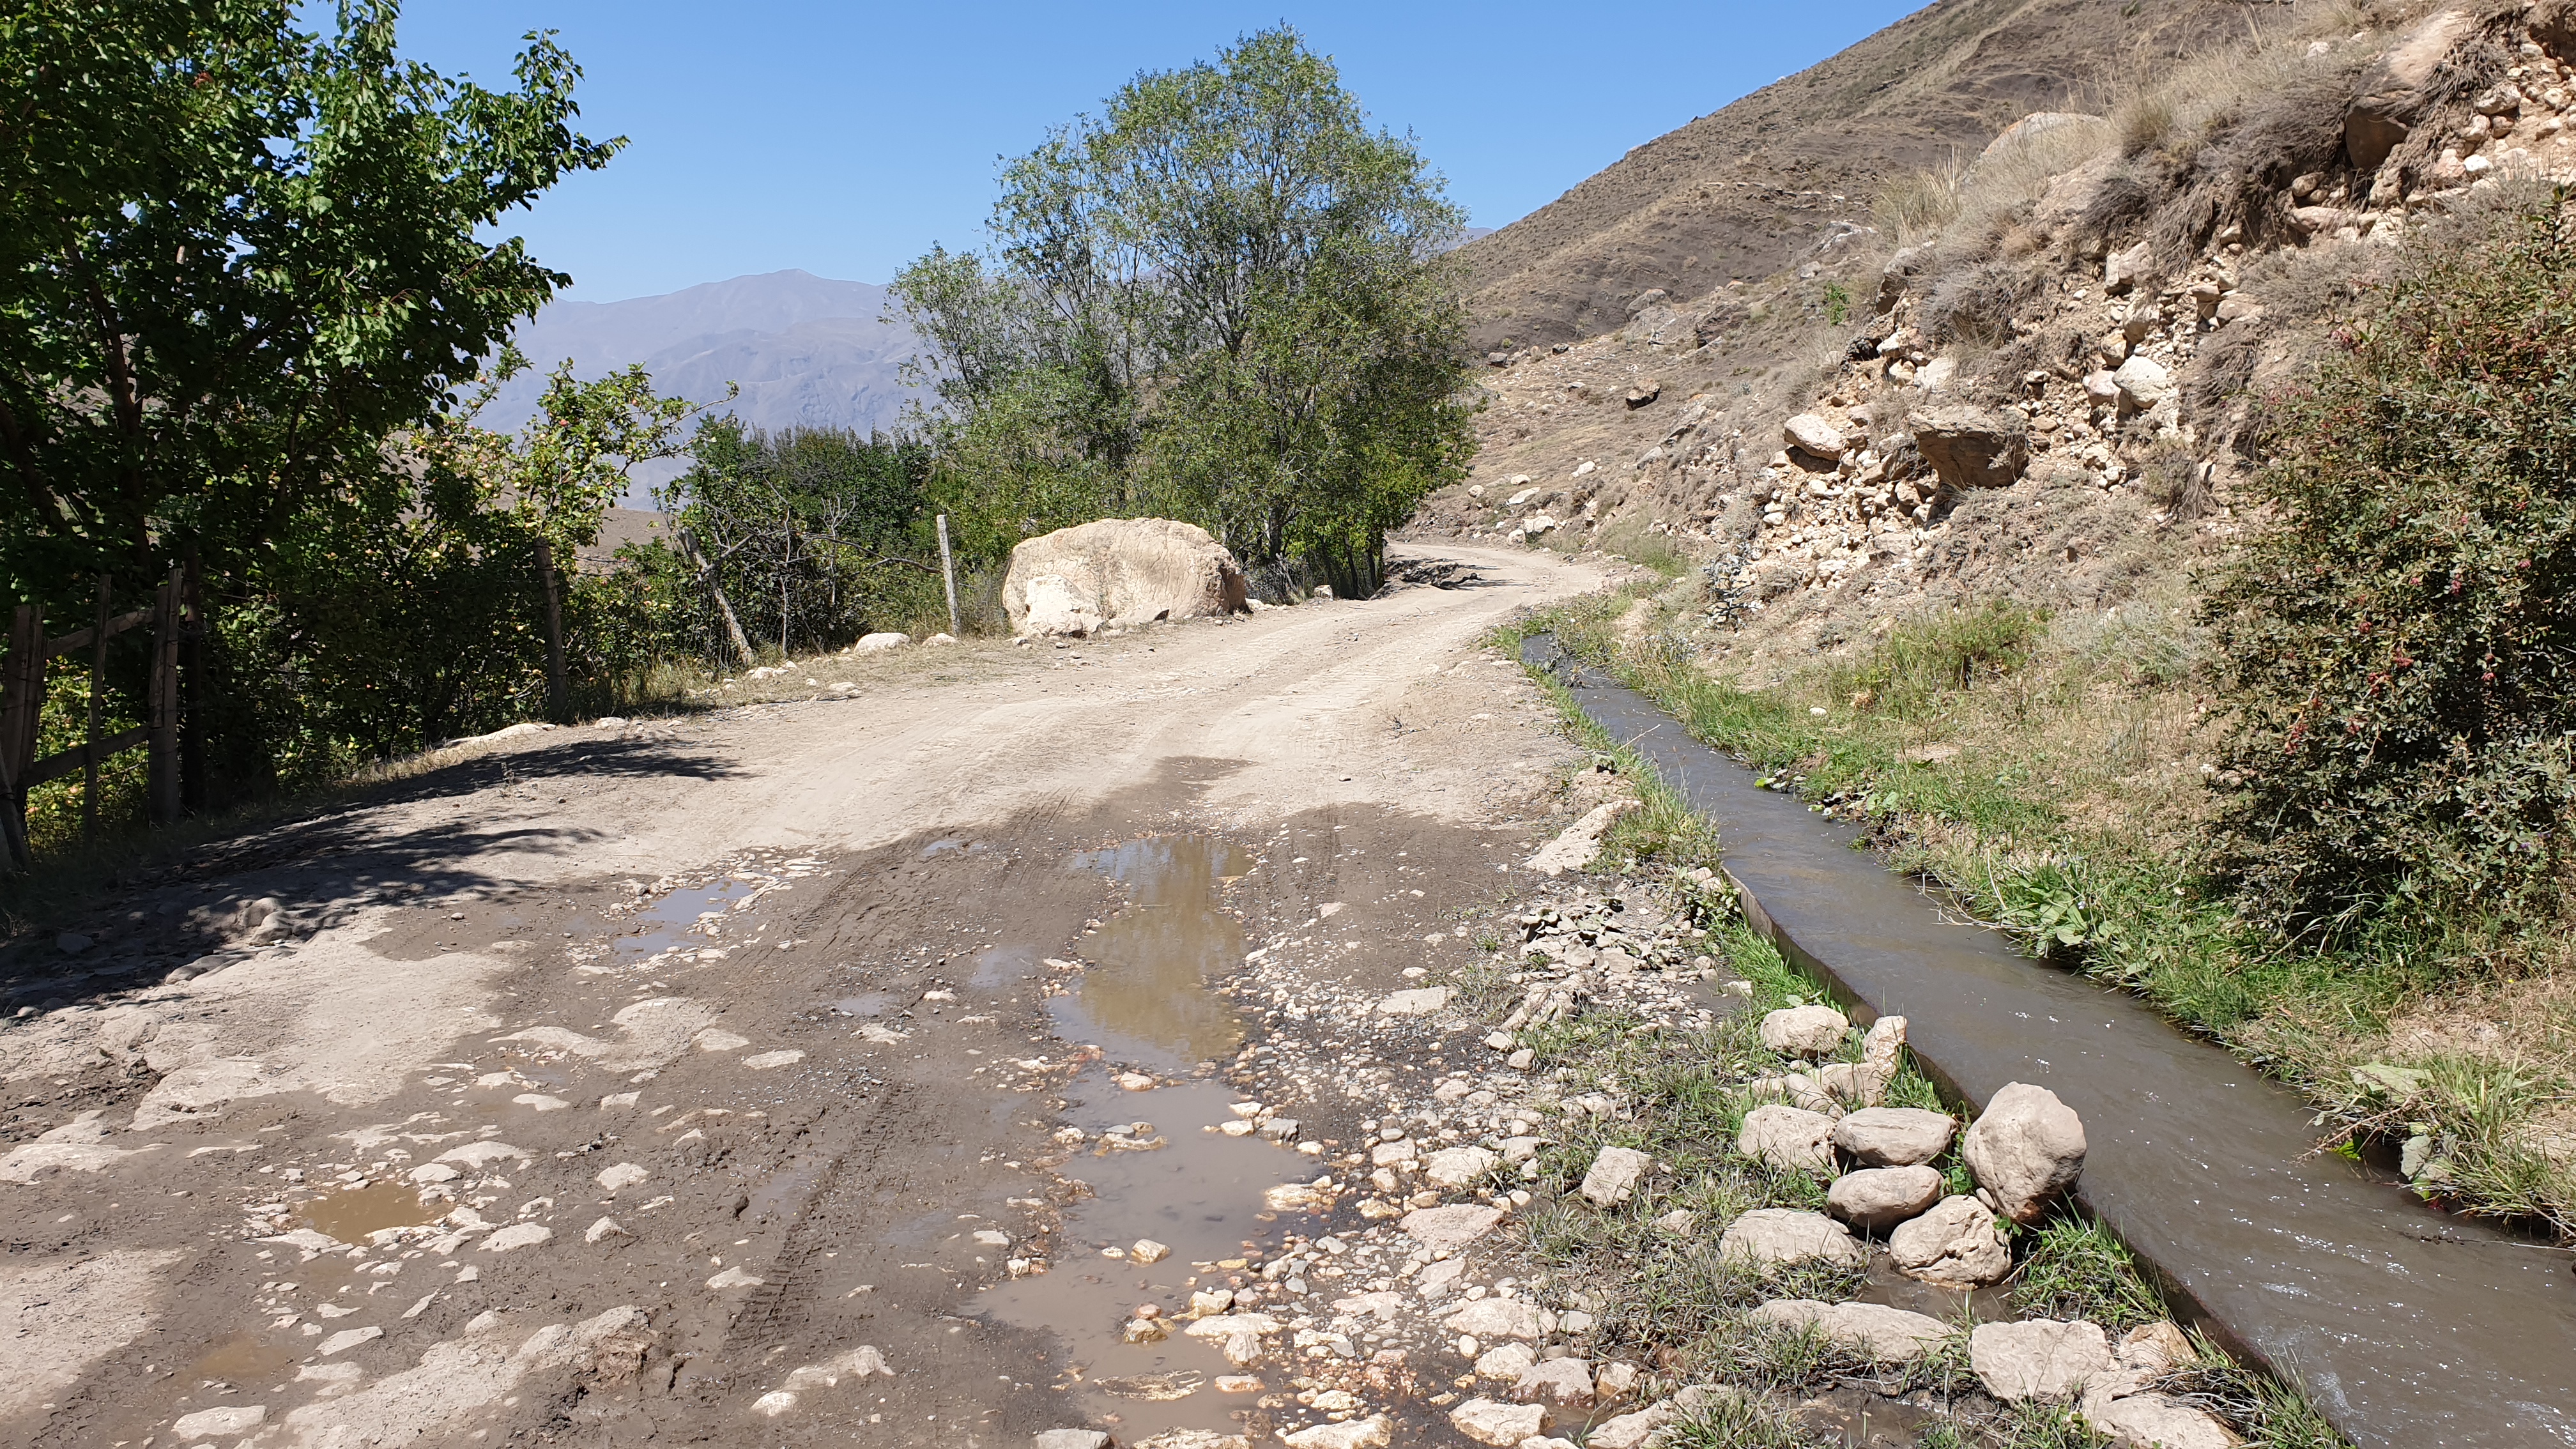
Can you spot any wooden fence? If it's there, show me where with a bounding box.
[0,568,198,872]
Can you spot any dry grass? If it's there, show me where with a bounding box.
[1879,116,2112,263]
[1876,160,1967,247]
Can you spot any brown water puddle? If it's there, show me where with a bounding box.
[983,832,1322,1442]
[978,1070,1324,1442]
[607,875,765,965]
[295,1181,440,1243]
[183,1326,300,1385]
[1049,836,1252,1072]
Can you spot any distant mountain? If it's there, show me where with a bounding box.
[487,270,921,497]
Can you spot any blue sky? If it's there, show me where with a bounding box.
[396,2,1921,302]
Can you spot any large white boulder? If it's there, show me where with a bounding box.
[1018,576,1101,637]
[1003,518,1249,638]
[1963,1082,2087,1223]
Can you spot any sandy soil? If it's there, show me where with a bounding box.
[0,542,1618,1449]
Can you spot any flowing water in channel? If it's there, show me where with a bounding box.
[981,835,1324,1443]
[1523,634,2576,1449]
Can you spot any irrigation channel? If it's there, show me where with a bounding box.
[1521,634,2576,1449]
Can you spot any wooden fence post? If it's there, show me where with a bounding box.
[0,747,24,873]
[84,574,109,839]
[148,568,181,825]
[937,514,962,638]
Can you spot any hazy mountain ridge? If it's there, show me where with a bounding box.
[487,271,922,465]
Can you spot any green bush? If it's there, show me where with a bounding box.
[2207,199,2576,939]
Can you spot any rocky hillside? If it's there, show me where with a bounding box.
[1421,0,2576,678]
[1452,0,2258,353]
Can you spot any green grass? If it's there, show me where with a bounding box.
[2153,1332,2350,1449]
[1596,516,1697,579]
[1952,1402,2115,1449]
[1660,1390,1830,1448]
[2009,1215,2169,1331]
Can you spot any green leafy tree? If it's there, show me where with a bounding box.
[0,0,617,797]
[892,26,1476,596]
[670,418,943,656]
[2206,198,2576,939]
[247,359,698,763]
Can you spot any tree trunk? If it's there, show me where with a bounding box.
[535,541,569,723]
[180,548,205,815]
[0,604,31,873]
[937,514,962,638]
[84,574,109,839]
[147,569,181,825]
[680,527,755,668]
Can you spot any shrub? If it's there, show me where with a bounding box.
[2206,198,2576,939]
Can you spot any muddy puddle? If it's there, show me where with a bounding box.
[982,834,1324,1443]
[183,1327,300,1385]
[1049,836,1253,1072]
[981,1070,1325,1440]
[295,1181,440,1242]
[1523,634,2576,1448]
[606,875,765,966]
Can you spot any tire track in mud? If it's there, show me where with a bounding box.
[726,1081,925,1349]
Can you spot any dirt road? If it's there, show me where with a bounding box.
[0,543,1616,1449]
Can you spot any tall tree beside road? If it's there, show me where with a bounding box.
[892,27,1478,597]
[0,1,618,799]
